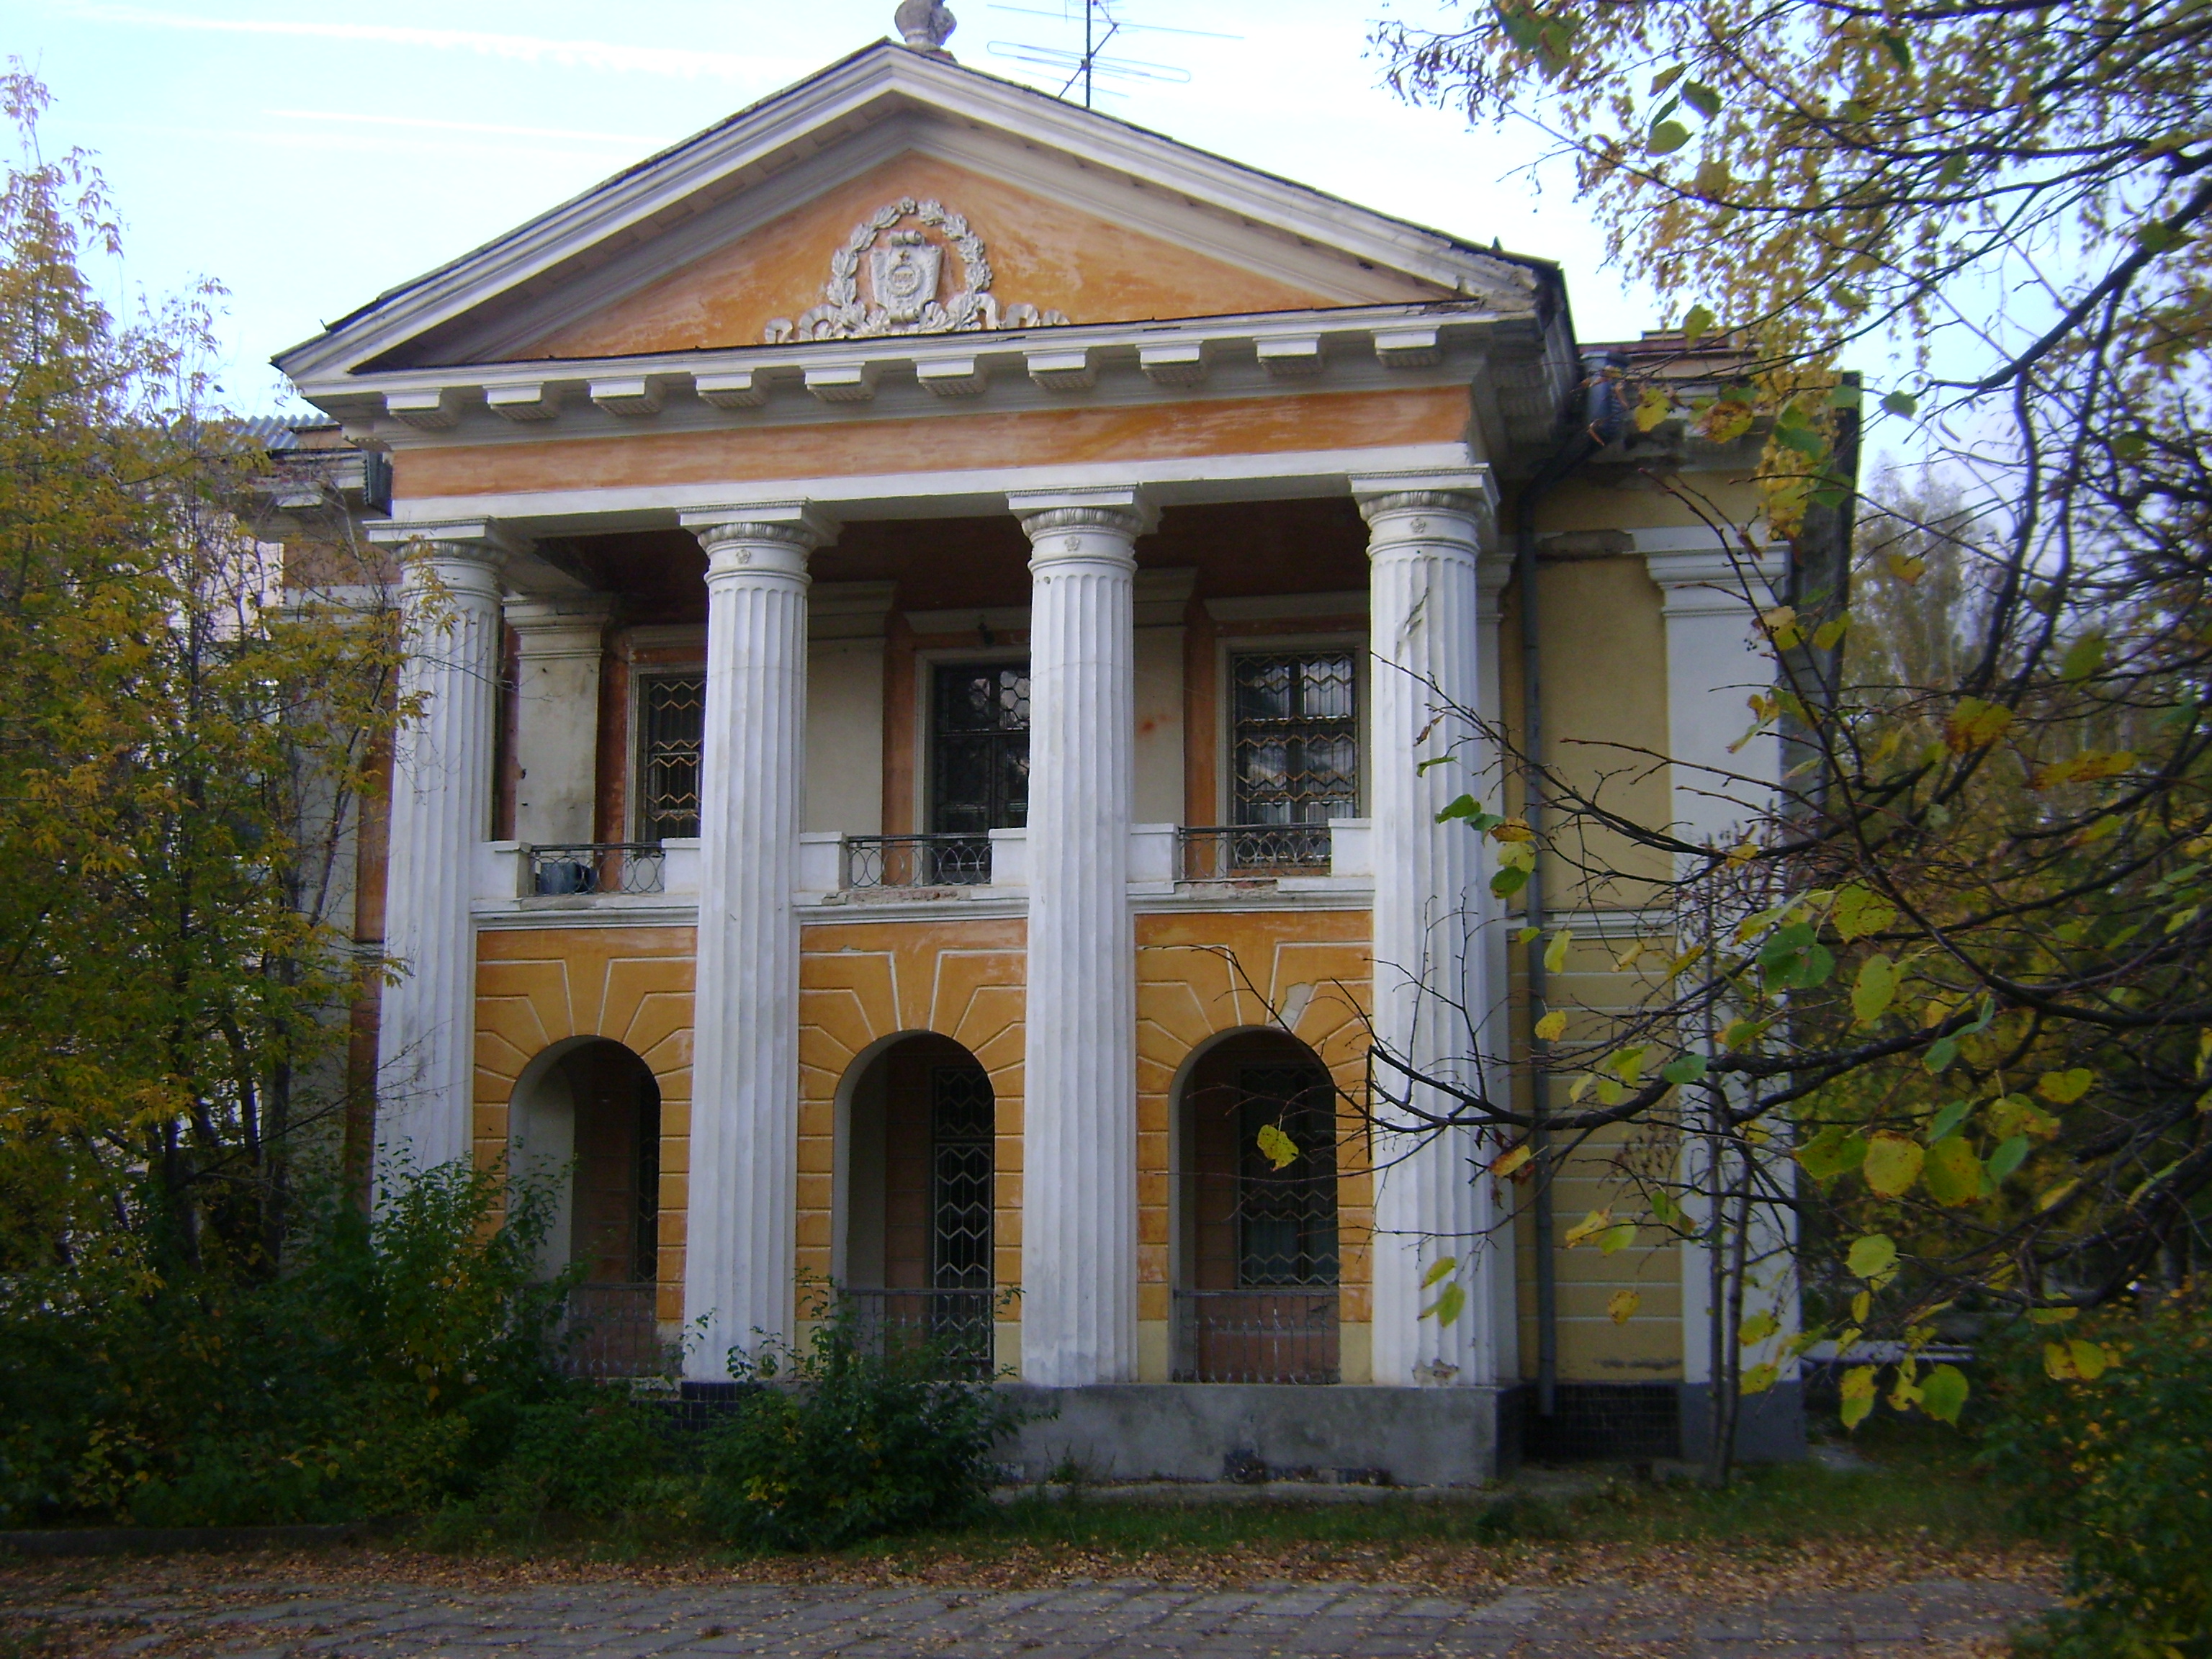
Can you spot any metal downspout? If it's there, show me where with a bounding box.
[1514,354,1626,1422]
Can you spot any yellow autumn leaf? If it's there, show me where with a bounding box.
[1606,1289,1641,1324]
[1887,552,1927,585]
[1490,817,1535,842]
[1861,1132,1925,1197]
[1945,697,2015,752]
[2038,1068,2095,1104]
[1421,1254,1458,1290]
[1563,1208,1613,1248]
[1597,1222,1639,1254]
[1254,1123,1300,1170]
[1544,927,1572,973]
[1534,1009,1568,1043]
[1491,1143,1534,1180]
[1740,1361,1779,1395]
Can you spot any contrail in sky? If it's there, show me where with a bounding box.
[265,109,659,146]
[76,7,804,81]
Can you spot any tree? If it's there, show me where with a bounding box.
[1353,0,2211,1473]
[0,67,404,1285]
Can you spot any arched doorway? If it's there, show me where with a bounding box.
[510,1038,662,1375]
[1174,1030,1341,1383]
[838,1033,994,1373]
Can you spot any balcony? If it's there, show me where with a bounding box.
[1172,1287,1341,1385]
[1175,824,1333,881]
[527,842,666,896]
[840,832,992,890]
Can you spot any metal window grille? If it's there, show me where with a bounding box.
[835,1287,997,1380]
[1235,1064,1339,1287]
[633,1092,660,1285]
[557,1282,673,1380]
[529,843,666,896]
[639,674,704,840]
[1524,1383,1683,1462]
[932,662,1029,837]
[1231,650,1357,837]
[932,1063,994,1294]
[843,833,994,888]
[1172,1289,1340,1385]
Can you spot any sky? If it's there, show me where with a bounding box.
[0,0,1660,415]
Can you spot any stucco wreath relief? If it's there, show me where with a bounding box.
[763,197,1069,343]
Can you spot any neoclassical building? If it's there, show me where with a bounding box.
[273,12,1803,1478]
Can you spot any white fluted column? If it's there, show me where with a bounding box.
[1011,485,1146,1386]
[505,593,613,845]
[374,535,508,1184]
[1355,471,1507,1387]
[678,503,831,1379]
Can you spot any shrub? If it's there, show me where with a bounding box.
[0,1158,589,1527]
[1979,1285,2212,1658]
[697,1311,1028,1551]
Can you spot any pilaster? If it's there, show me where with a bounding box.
[504,593,615,846]
[1010,485,1148,1386]
[1642,538,1799,1414]
[678,501,834,1379]
[1352,469,1511,1387]
[372,530,509,1184]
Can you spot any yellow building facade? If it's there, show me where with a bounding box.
[276,18,1803,1479]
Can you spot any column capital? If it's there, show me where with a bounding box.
[1350,467,1498,523]
[1642,539,1788,616]
[1007,484,1156,546]
[369,518,516,595]
[680,500,837,554]
[504,593,616,660]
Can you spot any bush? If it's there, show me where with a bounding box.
[698,1311,1028,1551]
[0,1159,600,1527]
[1979,1285,2212,1658]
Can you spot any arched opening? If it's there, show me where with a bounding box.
[837,1032,994,1373]
[510,1038,662,1375]
[1173,1029,1341,1384]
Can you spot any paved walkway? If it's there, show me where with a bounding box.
[11,1574,2050,1658]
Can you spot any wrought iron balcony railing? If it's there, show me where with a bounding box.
[556,1281,674,1380]
[843,833,992,889]
[1176,824,1333,881]
[833,1286,998,1379]
[1172,1287,1340,1385]
[529,842,666,896]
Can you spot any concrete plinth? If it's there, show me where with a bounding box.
[995,1383,1508,1487]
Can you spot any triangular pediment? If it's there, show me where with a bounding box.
[278,44,1550,385]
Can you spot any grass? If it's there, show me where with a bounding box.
[380,1415,2023,1582]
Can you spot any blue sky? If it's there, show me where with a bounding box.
[3,0,1658,414]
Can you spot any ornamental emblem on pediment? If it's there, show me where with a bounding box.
[763,197,1069,343]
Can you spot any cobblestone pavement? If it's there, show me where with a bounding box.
[12,1573,2051,1658]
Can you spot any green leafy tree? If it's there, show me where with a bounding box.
[1344,0,2211,1491]
[0,67,404,1287]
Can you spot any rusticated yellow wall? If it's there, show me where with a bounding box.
[795,915,1030,1310]
[472,926,697,1324]
[1135,909,1375,1382]
[469,907,1377,1379]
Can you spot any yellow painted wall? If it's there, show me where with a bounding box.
[392,386,1473,504]
[523,152,1400,361]
[473,926,697,1324]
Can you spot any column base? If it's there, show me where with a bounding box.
[994,1383,1509,1487]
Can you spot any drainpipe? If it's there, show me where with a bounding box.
[1515,352,1627,1421]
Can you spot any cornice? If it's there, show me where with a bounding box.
[300,305,1522,452]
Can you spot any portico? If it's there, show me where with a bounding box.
[278,13,1804,1479]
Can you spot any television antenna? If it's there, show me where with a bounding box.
[986,1,1240,108]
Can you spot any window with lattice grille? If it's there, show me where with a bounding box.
[1236,1064,1339,1287]
[1231,650,1358,832]
[931,1062,994,1292]
[637,674,703,841]
[931,661,1029,835]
